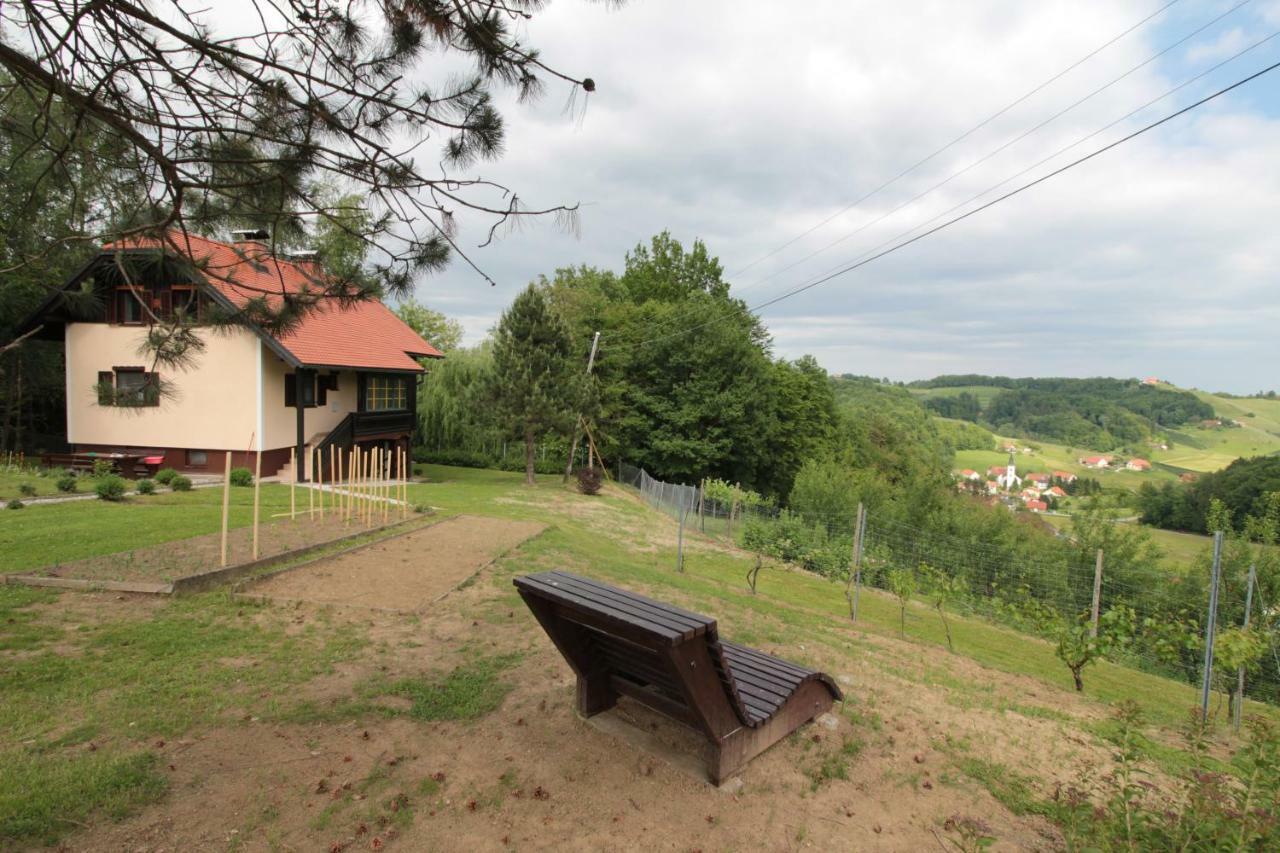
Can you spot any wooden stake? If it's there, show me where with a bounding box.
[383,449,390,524]
[316,449,325,518]
[220,451,232,567]
[330,448,337,518]
[252,448,262,560]
[347,448,355,522]
[290,447,296,522]
[308,450,315,520]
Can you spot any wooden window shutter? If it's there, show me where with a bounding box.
[97,371,114,405]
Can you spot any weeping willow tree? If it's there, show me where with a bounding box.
[417,345,501,453]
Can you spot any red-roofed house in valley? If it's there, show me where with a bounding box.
[1026,472,1051,486]
[1025,499,1048,512]
[957,469,980,481]
[1047,486,1068,498]
[1126,458,1151,471]
[16,230,442,479]
[1052,470,1077,484]
[987,465,1007,477]
[1079,455,1112,469]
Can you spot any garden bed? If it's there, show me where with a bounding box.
[6,510,426,588]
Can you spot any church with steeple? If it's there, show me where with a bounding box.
[996,450,1022,490]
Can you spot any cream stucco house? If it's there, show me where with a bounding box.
[19,230,442,479]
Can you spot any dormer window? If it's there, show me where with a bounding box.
[115,288,144,324]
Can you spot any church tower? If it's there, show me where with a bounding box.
[998,449,1022,490]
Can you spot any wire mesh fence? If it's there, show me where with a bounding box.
[616,461,1280,713]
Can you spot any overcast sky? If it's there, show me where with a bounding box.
[406,0,1280,394]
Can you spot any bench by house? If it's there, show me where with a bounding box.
[514,571,842,784]
[41,452,147,478]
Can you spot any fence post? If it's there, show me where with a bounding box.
[1235,562,1257,731]
[728,488,738,542]
[698,478,705,533]
[1200,530,1225,717]
[845,503,865,621]
[1090,548,1104,638]
[676,496,688,573]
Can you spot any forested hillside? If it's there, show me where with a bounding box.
[1139,455,1280,533]
[909,375,1214,450]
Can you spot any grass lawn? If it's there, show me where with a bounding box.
[405,466,1257,729]
[2,463,1273,847]
[0,483,299,572]
[0,468,119,501]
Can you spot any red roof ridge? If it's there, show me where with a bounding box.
[102,230,443,371]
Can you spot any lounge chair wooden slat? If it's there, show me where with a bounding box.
[517,576,684,643]
[515,571,843,784]
[723,641,813,678]
[546,571,711,628]
[541,572,707,638]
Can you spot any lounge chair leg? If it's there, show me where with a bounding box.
[711,737,746,786]
[576,674,618,717]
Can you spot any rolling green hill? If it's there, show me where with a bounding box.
[908,376,1280,477]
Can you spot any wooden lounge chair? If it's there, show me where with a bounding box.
[514,570,842,784]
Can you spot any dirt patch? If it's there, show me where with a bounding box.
[244,515,545,612]
[21,513,411,583]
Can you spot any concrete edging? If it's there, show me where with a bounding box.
[4,514,437,596]
[173,515,435,594]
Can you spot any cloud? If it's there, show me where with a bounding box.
[403,0,1280,393]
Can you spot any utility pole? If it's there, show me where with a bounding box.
[564,331,601,480]
[1200,531,1225,718]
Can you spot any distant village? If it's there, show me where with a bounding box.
[954,443,1154,513]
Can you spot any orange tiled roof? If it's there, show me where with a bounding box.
[105,231,442,371]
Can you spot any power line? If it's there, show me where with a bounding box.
[750,53,1280,313]
[726,0,1187,280]
[778,25,1280,301]
[732,0,1254,299]
[611,54,1280,353]
[605,0,1255,353]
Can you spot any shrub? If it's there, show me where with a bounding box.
[135,478,156,495]
[7,498,24,510]
[95,475,127,501]
[576,466,603,495]
[229,467,253,487]
[91,459,115,478]
[170,475,193,492]
[55,473,77,493]
[154,467,177,485]
[18,483,36,497]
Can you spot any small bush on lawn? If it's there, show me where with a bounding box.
[91,459,115,478]
[153,467,177,485]
[169,475,193,492]
[55,474,77,493]
[229,467,253,487]
[7,498,24,510]
[95,475,127,502]
[18,483,36,497]
[576,466,603,495]
[135,479,156,495]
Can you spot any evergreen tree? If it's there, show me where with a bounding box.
[490,285,584,485]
